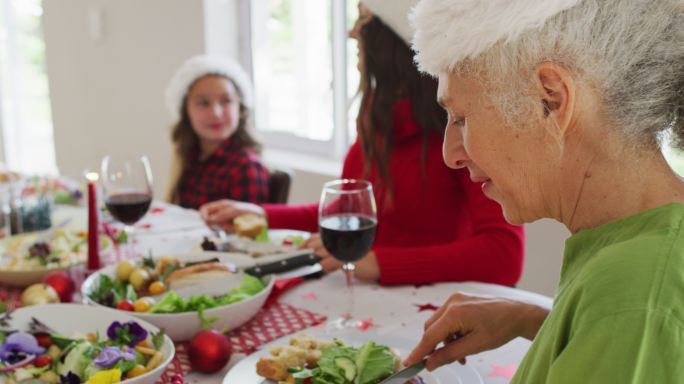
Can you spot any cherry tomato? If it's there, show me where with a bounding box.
[34,355,53,367]
[34,333,53,349]
[116,299,135,311]
[282,238,294,246]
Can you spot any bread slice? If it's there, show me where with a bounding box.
[234,214,267,239]
[165,262,233,290]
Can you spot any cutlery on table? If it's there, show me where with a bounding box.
[149,253,324,301]
[243,253,322,278]
[378,360,426,384]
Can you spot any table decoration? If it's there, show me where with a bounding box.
[187,329,231,373]
[86,172,101,271]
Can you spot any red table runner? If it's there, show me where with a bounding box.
[157,301,326,383]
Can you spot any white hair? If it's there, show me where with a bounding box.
[411,0,684,149]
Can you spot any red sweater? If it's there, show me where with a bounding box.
[263,100,524,286]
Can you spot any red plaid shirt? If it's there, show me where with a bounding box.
[178,138,269,209]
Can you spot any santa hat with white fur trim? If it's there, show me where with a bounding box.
[410,0,582,75]
[165,55,254,121]
[360,0,419,45]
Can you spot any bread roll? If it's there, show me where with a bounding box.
[234,214,267,239]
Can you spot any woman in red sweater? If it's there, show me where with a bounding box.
[201,0,524,286]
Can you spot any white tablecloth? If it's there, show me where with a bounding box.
[57,203,553,383]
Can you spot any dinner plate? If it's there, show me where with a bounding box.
[0,230,113,287]
[201,229,313,264]
[81,251,275,341]
[222,328,484,384]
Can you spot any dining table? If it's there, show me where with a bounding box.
[2,201,554,383]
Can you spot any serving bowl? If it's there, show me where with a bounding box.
[81,252,274,341]
[0,303,175,384]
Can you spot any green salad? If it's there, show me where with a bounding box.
[291,340,397,384]
[88,256,266,317]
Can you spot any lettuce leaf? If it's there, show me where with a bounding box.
[148,275,266,314]
[354,342,395,384]
[302,341,396,384]
[315,344,357,384]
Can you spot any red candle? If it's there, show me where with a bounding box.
[86,173,100,270]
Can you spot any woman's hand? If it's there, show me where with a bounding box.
[404,293,549,371]
[199,199,265,232]
[302,234,380,282]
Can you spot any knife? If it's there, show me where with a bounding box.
[378,360,426,384]
[244,253,322,277]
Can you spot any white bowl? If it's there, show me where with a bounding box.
[2,303,175,384]
[81,252,275,341]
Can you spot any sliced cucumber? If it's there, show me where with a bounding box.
[335,357,357,381]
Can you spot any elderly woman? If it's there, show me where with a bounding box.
[404,0,684,382]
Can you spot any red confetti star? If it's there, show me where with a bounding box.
[357,317,375,331]
[488,364,518,380]
[414,303,440,312]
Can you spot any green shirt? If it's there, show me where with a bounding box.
[512,203,684,383]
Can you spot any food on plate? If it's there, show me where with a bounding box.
[234,214,267,239]
[0,318,166,383]
[0,229,91,271]
[200,226,308,258]
[88,256,266,314]
[256,334,425,384]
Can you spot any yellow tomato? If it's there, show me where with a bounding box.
[134,297,154,312]
[148,281,166,295]
[116,260,136,282]
[129,268,150,290]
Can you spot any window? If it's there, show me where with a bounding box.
[246,0,360,159]
[0,0,56,175]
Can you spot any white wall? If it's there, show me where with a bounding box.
[43,0,219,197]
[42,0,567,297]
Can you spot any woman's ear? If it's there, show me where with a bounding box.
[534,62,576,138]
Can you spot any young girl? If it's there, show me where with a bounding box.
[165,56,269,209]
[200,1,525,286]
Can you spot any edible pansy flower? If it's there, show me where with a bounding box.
[84,368,122,384]
[60,372,81,384]
[106,321,147,347]
[94,346,136,368]
[0,332,45,362]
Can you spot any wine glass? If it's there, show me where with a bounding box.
[319,179,377,330]
[101,155,153,260]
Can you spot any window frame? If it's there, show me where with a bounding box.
[239,0,353,160]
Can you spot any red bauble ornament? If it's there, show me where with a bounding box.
[42,271,75,302]
[188,329,231,373]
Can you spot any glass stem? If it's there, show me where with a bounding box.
[125,225,135,260]
[342,262,355,320]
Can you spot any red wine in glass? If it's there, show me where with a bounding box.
[319,179,377,331]
[105,193,152,225]
[320,214,376,262]
[101,155,153,260]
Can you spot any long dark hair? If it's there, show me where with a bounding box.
[169,75,261,203]
[357,17,447,196]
